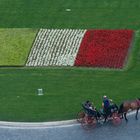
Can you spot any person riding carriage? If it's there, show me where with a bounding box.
[102,95,112,114]
[102,95,118,117]
[82,100,101,120]
[82,101,96,115]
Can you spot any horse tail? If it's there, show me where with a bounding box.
[118,103,124,114]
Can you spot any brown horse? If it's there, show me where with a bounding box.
[118,98,140,122]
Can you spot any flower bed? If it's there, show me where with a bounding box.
[74,30,134,68]
[26,29,86,66]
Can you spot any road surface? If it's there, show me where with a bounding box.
[0,113,139,140]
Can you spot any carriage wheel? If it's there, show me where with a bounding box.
[112,113,121,126]
[81,116,97,130]
[77,110,85,123]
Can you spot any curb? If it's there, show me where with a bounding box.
[0,119,78,129]
[0,110,136,129]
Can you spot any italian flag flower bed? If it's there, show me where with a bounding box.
[74,30,134,69]
[26,29,134,69]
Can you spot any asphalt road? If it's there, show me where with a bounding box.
[0,114,139,140]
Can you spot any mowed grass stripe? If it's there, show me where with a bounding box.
[0,0,140,28]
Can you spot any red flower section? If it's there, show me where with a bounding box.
[74,30,133,69]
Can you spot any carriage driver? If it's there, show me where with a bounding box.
[102,95,112,114]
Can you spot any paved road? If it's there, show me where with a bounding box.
[0,114,139,140]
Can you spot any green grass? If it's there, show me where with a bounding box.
[0,0,140,29]
[0,0,140,122]
[0,29,37,65]
[0,31,139,122]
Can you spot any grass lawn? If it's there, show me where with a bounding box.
[0,0,140,122]
[0,29,37,65]
[0,0,140,29]
[0,31,139,122]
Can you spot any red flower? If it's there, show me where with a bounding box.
[74,30,133,69]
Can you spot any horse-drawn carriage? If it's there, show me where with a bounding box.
[77,98,140,130]
[77,103,122,130]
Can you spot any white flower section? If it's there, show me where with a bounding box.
[26,29,86,66]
